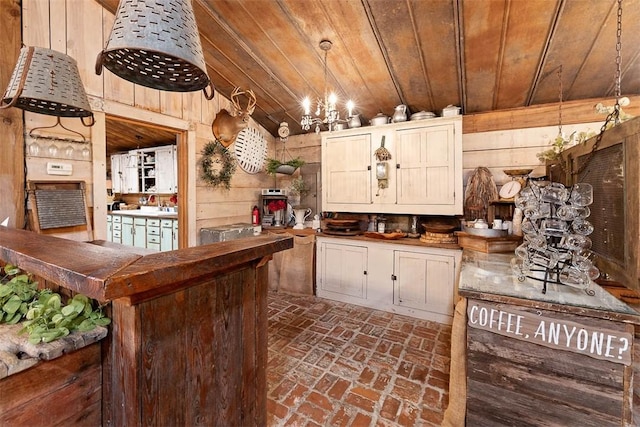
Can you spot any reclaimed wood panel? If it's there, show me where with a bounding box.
[0,343,102,426]
[66,0,105,98]
[105,263,270,425]
[466,299,632,426]
[0,0,24,229]
[101,9,135,106]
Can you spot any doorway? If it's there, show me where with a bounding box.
[105,115,186,249]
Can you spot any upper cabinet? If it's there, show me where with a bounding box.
[110,145,177,195]
[321,117,462,215]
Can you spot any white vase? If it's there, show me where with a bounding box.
[274,210,283,227]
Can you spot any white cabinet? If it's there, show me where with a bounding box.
[110,155,124,194]
[110,145,177,195]
[155,146,177,193]
[123,152,141,194]
[106,214,113,242]
[317,240,368,301]
[108,214,176,252]
[321,117,462,215]
[111,152,139,194]
[121,216,134,246]
[323,133,372,206]
[317,236,461,323]
[133,217,147,248]
[395,124,457,206]
[393,250,456,317]
[146,218,161,251]
[160,219,176,251]
[111,215,122,243]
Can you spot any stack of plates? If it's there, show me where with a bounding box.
[410,111,436,121]
[323,219,362,236]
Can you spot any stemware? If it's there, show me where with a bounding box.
[541,182,570,204]
[569,183,593,207]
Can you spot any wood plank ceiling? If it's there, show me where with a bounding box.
[98,0,640,143]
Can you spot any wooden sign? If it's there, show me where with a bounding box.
[467,300,633,365]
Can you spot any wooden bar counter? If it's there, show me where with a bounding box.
[0,227,293,426]
[457,249,640,426]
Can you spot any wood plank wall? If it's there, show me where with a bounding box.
[17,0,277,246]
[9,0,640,245]
[0,0,24,229]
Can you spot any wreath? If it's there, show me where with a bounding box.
[200,140,236,189]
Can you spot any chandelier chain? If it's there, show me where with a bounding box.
[614,0,622,100]
[574,0,623,177]
[557,65,563,136]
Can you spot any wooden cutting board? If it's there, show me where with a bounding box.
[363,231,407,240]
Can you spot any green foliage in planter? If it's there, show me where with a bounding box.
[0,265,38,324]
[265,157,305,175]
[289,176,310,198]
[0,264,111,344]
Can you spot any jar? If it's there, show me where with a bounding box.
[377,218,386,233]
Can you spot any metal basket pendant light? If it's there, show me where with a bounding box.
[96,0,214,99]
[1,46,94,125]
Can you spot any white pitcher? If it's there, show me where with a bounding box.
[392,104,407,122]
[293,208,312,229]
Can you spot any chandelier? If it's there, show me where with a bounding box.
[301,40,355,133]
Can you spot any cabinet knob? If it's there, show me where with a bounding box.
[363,271,367,275]
[396,164,400,169]
[391,274,397,281]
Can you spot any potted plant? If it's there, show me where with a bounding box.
[288,176,310,206]
[265,157,305,175]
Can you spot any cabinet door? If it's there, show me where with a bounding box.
[393,250,454,316]
[160,219,174,251]
[121,217,134,246]
[318,242,367,298]
[395,124,455,206]
[110,155,123,194]
[133,218,147,248]
[172,220,178,249]
[106,215,113,242]
[322,133,372,207]
[155,146,176,193]
[124,152,140,194]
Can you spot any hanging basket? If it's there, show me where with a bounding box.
[275,164,297,175]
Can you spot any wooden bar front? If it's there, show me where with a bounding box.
[458,250,640,426]
[0,227,293,426]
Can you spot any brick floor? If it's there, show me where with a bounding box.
[267,292,451,426]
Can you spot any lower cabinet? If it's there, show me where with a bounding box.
[146,218,161,251]
[319,240,368,298]
[160,219,175,251]
[108,214,177,251]
[317,236,461,323]
[122,216,134,246]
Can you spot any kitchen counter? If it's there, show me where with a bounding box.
[266,228,461,249]
[110,209,178,219]
[458,249,638,322]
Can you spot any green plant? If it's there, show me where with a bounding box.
[0,264,111,344]
[289,176,310,198]
[536,130,594,163]
[0,265,38,324]
[265,157,305,175]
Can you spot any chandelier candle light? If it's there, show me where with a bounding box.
[301,40,355,133]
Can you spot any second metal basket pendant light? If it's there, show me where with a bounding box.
[96,0,214,99]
